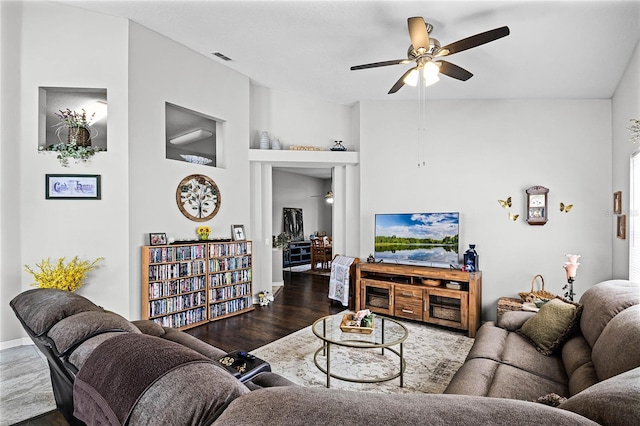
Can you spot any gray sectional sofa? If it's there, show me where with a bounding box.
[10,280,639,425]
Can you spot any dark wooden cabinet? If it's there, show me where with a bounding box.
[283,241,312,267]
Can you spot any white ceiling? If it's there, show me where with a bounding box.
[59,0,640,104]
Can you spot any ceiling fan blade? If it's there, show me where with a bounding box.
[388,67,416,94]
[408,17,430,51]
[437,60,473,81]
[441,26,510,56]
[350,59,410,71]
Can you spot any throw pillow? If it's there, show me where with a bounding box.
[517,297,583,355]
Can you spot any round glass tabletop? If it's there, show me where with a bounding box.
[312,313,408,348]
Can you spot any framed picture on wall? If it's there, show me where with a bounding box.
[613,191,622,214]
[283,207,304,241]
[45,174,101,199]
[616,215,626,240]
[149,233,168,246]
[231,225,246,241]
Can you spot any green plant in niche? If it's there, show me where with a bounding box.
[42,142,102,167]
[43,108,102,167]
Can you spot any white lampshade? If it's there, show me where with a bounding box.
[403,69,419,87]
[423,62,440,86]
[169,129,213,145]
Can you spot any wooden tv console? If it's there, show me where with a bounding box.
[355,263,482,338]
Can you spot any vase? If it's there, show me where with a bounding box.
[68,126,91,147]
[199,233,209,241]
[271,138,281,150]
[259,131,270,149]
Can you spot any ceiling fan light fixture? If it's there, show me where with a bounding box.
[403,68,419,86]
[325,191,334,204]
[169,128,213,145]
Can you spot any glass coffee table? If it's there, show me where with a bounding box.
[311,313,408,388]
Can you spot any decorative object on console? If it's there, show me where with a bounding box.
[525,185,549,225]
[176,174,220,222]
[271,138,281,150]
[196,226,211,241]
[628,118,639,144]
[463,244,478,272]
[24,256,103,292]
[149,233,167,246]
[273,232,290,250]
[231,224,246,241]
[330,141,347,151]
[560,202,573,213]
[562,254,580,301]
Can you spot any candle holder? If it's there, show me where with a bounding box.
[563,277,575,301]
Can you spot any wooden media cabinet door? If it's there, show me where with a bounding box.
[424,288,468,331]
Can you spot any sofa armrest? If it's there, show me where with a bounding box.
[243,371,298,390]
[497,310,536,331]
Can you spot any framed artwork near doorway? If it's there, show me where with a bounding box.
[283,207,304,241]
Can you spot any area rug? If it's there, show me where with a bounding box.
[286,264,331,277]
[251,317,474,394]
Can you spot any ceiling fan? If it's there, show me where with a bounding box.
[350,17,510,94]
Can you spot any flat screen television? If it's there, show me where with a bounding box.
[374,212,460,268]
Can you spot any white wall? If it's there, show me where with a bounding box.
[1,2,131,346]
[0,1,24,344]
[358,99,612,320]
[127,22,251,319]
[272,170,332,239]
[612,40,640,278]
[250,85,352,150]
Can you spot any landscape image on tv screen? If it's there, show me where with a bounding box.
[375,212,460,268]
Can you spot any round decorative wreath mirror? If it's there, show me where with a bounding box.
[176,174,221,222]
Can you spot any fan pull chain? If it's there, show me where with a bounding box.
[417,69,427,168]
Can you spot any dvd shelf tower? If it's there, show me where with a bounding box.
[141,241,254,330]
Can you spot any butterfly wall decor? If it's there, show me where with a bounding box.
[509,212,519,221]
[498,197,512,209]
[560,202,573,213]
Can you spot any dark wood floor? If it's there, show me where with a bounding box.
[185,270,345,352]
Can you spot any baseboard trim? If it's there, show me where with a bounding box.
[0,338,33,350]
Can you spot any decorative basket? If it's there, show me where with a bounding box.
[68,126,91,147]
[518,274,555,302]
[421,278,441,287]
[340,314,374,334]
[432,306,461,322]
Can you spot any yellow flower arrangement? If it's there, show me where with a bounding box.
[196,226,211,240]
[24,256,104,292]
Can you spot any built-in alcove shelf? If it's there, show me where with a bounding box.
[248,149,359,167]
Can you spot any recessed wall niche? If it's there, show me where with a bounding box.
[39,87,108,151]
[165,102,224,167]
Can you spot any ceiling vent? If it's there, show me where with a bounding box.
[212,52,232,61]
